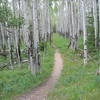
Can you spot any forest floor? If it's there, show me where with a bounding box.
[16,49,63,100]
[0,44,55,100]
[48,34,100,100]
[1,34,100,100]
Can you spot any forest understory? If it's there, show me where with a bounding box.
[0,34,100,100]
[48,34,100,100]
[0,43,55,100]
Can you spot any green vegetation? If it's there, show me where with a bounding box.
[48,34,100,100]
[0,56,9,65]
[87,16,96,55]
[0,43,55,100]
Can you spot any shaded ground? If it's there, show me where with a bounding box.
[16,49,63,100]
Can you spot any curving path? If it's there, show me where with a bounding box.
[16,50,63,100]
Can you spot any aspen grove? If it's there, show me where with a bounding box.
[0,0,100,73]
[56,0,100,66]
[0,0,52,74]
[0,0,100,99]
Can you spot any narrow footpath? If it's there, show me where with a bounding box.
[16,49,63,100]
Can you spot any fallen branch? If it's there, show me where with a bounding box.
[0,59,28,70]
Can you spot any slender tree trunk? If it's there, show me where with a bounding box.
[7,29,13,69]
[32,0,40,74]
[93,0,98,48]
[82,0,88,64]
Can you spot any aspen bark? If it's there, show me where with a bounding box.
[81,0,88,64]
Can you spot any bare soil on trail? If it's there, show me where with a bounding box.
[16,50,63,100]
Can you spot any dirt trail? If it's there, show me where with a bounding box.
[16,50,63,100]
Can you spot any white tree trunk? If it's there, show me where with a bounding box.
[81,0,88,64]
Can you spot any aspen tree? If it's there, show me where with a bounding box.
[93,0,98,48]
[81,0,88,64]
[32,0,40,74]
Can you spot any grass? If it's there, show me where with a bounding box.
[0,43,55,100]
[0,56,9,65]
[48,34,100,100]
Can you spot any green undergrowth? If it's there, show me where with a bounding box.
[0,56,9,65]
[0,43,55,100]
[48,34,100,100]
